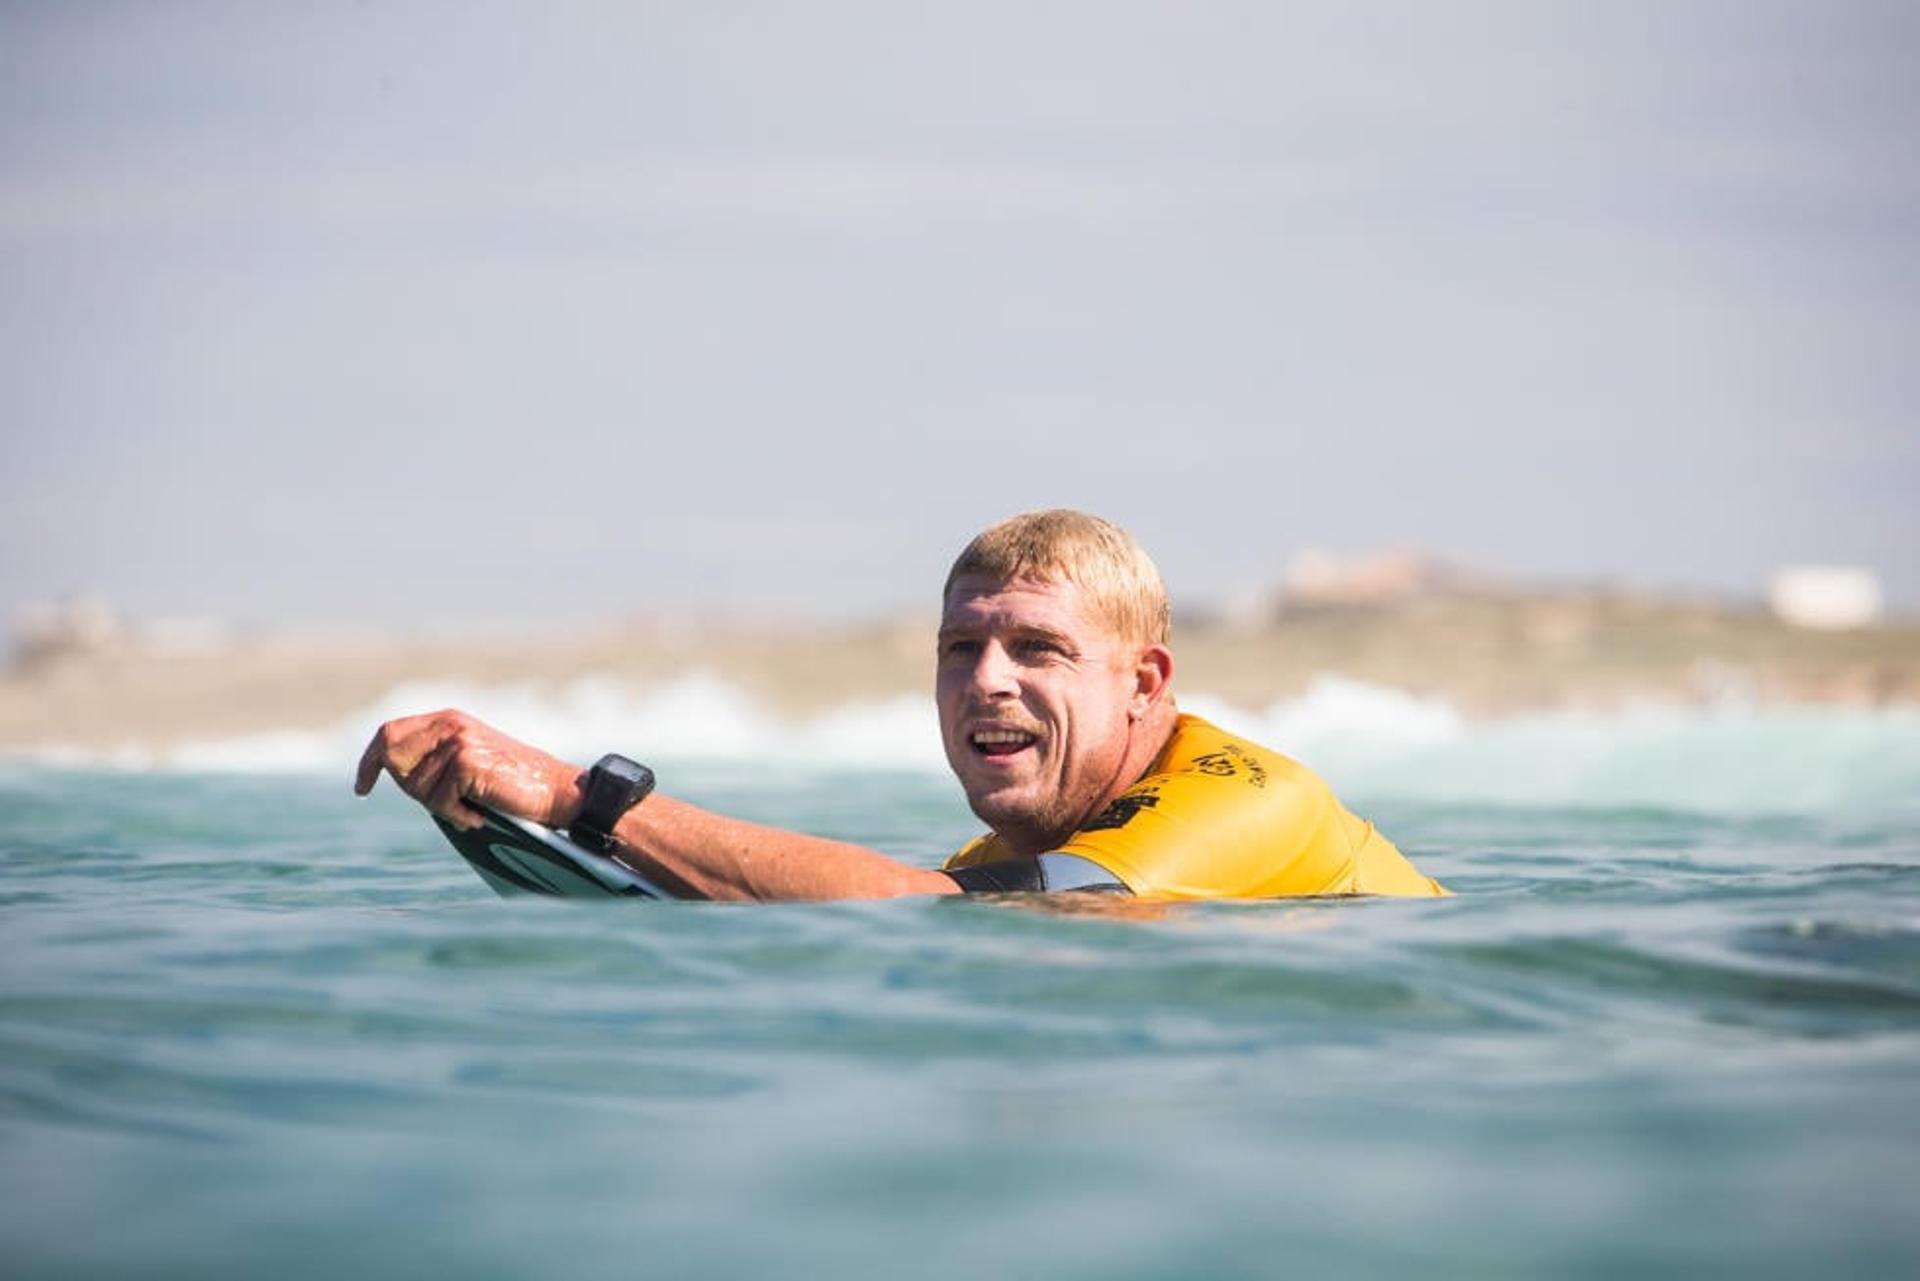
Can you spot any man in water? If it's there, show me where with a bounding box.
[355,510,1445,900]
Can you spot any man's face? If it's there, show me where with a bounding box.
[936,574,1147,850]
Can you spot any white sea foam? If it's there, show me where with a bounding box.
[1201,679,1920,813]
[15,674,1920,815]
[117,673,943,777]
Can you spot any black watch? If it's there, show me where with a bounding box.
[569,753,656,854]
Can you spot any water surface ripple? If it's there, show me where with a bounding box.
[2,768,1916,1279]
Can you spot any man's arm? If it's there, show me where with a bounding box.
[354,709,960,902]
[607,792,959,901]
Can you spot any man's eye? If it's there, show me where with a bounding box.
[1017,639,1064,658]
[941,639,981,659]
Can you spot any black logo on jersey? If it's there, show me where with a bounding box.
[1191,744,1268,789]
[1082,791,1160,832]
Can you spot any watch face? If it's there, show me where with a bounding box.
[595,754,651,790]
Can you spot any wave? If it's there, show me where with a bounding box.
[14,674,1920,815]
[1185,683,1920,816]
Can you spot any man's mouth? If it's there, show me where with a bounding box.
[969,727,1039,759]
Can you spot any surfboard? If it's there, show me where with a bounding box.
[435,805,671,899]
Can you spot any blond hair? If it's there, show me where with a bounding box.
[943,510,1171,647]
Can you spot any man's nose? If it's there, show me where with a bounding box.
[969,640,1019,698]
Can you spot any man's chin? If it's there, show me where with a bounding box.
[962,785,1059,844]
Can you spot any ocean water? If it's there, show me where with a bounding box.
[4,681,1920,1279]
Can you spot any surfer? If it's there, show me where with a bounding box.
[354,510,1445,900]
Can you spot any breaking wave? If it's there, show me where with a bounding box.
[15,674,1920,815]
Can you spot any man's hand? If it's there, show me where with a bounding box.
[353,710,584,831]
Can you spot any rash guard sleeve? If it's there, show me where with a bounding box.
[942,852,1132,895]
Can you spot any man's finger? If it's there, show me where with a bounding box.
[407,735,459,808]
[419,737,487,829]
[419,738,474,815]
[354,732,389,795]
[352,713,443,796]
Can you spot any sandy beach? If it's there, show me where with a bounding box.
[5,590,1917,756]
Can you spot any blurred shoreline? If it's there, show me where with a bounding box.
[5,588,1917,756]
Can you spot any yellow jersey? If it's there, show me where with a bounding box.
[944,713,1446,900]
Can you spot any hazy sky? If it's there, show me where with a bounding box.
[4,1,1916,627]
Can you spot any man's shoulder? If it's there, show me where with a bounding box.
[1154,713,1328,800]
[1050,713,1350,898]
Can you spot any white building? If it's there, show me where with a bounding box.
[1768,566,1884,630]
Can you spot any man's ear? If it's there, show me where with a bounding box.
[1129,645,1174,720]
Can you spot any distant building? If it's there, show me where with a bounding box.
[8,597,235,667]
[1280,548,1487,607]
[10,595,124,666]
[1768,566,1884,630]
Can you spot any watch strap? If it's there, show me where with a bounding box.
[570,753,656,854]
